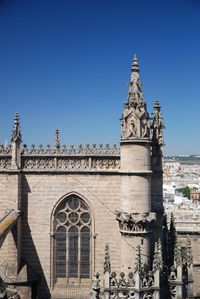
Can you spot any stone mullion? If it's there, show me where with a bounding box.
[78,227,81,283]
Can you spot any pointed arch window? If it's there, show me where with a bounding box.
[54,195,91,282]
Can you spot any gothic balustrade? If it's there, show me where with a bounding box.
[0,144,120,172]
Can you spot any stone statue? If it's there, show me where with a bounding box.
[91,272,101,299]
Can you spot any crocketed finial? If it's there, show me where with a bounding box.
[153,240,163,272]
[54,128,60,150]
[135,245,142,272]
[104,243,111,273]
[131,54,139,72]
[11,112,22,143]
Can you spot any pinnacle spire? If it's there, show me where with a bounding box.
[11,112,22,143]
[135,245,142,272]
[131,54,139,73]
[121,55,150,140]
[153,240,163,272]
[54,128,60,151]
[152,99,164,148]
[104,243,111,273]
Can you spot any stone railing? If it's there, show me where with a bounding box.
[21,143,120,156]
[0,144,120,172]
[0,145,12,170]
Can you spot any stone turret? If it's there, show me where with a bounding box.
[119,56,154,271]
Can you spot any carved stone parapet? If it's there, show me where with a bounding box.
[21,156,120,172]
[116,211,156,235]
[23,157,55,170]
[0,145,12,155]
[21,143,120,156]
[0,157,12,170]
[92,158,120,170]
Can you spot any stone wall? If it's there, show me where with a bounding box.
[20,172,121,297]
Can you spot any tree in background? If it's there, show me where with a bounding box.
[176,186,190,198]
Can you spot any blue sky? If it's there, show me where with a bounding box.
[0,0,199,155]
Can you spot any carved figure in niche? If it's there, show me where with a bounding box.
[110,272,118,286]
[128,117,137,138]
[147,271,154,287]
[127,272,135,287]
[142,273,148,287]
[141,118,149,138]
[169,266,177,281]
[118,272,126,287]
[91,272,100,299]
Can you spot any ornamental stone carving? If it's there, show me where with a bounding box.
[151,100,164,148]
[104,244,111,274]
[92,158,120,170]
[21,143,120,156]
[116,211,156,235]
[0,158,11,170]
[0,145,11,154]
[0,276,20,299]
[57,158,89,170]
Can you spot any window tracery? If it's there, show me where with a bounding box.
[54,195,91,281]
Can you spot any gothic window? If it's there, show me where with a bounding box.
[54,195,91,282]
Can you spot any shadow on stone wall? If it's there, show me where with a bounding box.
[21,174,51,299]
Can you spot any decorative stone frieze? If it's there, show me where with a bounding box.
[21,156,120,171]
[92,158,120,170]
[116,211,156,235]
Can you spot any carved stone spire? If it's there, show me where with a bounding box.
[135,245,142,272]
[104,243,111,274]
[151,100,164,149]
[54,129,60,151]
[11,112,22,169]
[186,237,193,266]
[174,240,182,267]
[121,55,150,140]
[11,112,22,143]
[153,240,163,272]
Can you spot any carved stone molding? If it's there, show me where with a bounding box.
[116,211,156,235]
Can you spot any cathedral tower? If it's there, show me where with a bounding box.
[118,55,155,271]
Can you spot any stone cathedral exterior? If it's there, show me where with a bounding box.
[0,56,195,299]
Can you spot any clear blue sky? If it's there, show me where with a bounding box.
[0,0,199,155]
